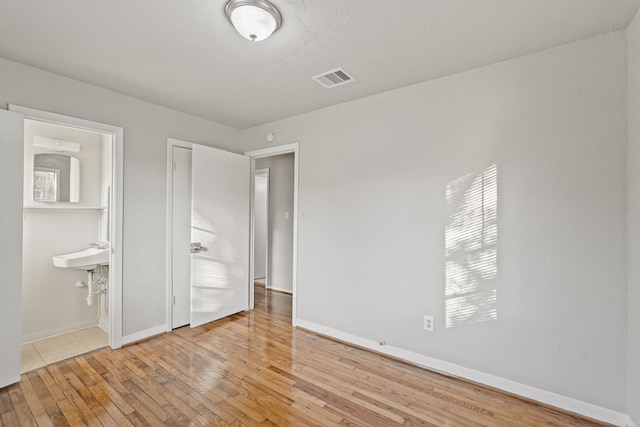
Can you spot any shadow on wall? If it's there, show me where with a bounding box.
[445,164,498,328]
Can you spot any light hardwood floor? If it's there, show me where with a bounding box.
[1,288,612,426]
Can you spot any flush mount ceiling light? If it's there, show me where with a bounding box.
[224,0,282,41]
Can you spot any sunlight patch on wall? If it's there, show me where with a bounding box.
[445,164,498,328]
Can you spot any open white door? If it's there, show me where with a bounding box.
[0,109,24,387]
[190,144,251,327]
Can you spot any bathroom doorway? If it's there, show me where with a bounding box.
[10,104,124,373]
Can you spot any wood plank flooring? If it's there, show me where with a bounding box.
[1,287,612,426]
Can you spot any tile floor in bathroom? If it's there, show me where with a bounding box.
[21,326,108,374]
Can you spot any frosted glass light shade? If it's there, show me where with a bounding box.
[225,0,282,41]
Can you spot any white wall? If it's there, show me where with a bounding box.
[627,10,640,424]
[0,56,240,338]
[0,109,24,387]
[22,120,104,341]
[22,211,100,341]
[241,32,628,414]
[254,172,268,280]
[256,154,294,293]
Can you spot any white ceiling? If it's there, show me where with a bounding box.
[0,0,638,129]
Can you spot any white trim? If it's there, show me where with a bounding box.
[296,319,631,427]
[167,138,194,150]
[98,316,109,334]
[121,325,166,346]
[248,158,256,309]
[266,286,292,295]
[245,143,299,326]
[9,104,124,350]
[265,169,270,289]
[165,140,173,331]
[166,138,194,331]
[245,142,299,158]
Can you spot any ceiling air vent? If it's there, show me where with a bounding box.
[312,67,355,89]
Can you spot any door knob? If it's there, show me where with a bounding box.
[190,242,203,254]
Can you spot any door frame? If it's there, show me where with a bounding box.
[245,143,299,326]
[166,140,300,329]
[9,104,125,349]
[254,167,270,288]
[169,145,192,329]
[165,138,192,331]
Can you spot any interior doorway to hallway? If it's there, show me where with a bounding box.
[254,168,269,287]
[246,143,299,324]
[253,154,294,295]
[166,140,299,330]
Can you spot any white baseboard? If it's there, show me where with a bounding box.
[121,325,167,346]
[22,319,99,344]
[267,286,292,294]
[98,317,109,334]
[295,319,631,427]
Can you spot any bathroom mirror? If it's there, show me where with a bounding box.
[33,153,80,203]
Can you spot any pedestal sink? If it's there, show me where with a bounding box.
[52,246,110,270]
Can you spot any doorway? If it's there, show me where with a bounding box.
[21,120,112,372]
[246,144,299,324]
[254,168,269,288]
[166,140,299,328]
[9,104,124,356]
[167,139,251,330]
[253,154,295,297]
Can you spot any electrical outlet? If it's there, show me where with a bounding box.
[424,315,434,332]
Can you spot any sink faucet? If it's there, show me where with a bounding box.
[89,242,109,249]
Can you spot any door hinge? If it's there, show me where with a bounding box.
[173,295,176,306]
[173,160,176,171]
